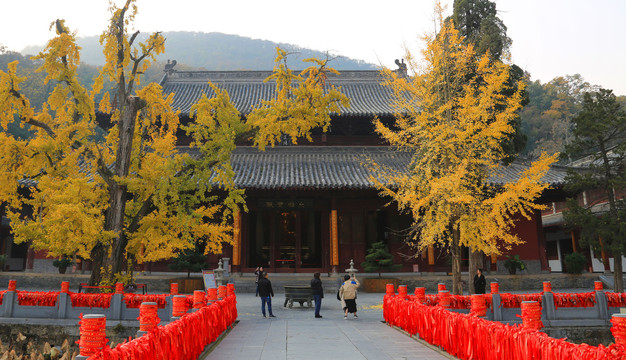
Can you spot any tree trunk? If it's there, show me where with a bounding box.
[614,250,624,293]
[468,248,483,294]
[451,226,463,295]
[88,243,105,287]
[88,96,141,286]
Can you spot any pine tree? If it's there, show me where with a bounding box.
[563,88,626,292]
[361,242,401,277]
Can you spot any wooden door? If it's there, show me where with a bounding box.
[338,213,366,271]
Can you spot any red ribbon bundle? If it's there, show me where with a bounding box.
[418,293,490,310]
[471,294,488,317]
[607,293,626,308]
[438,283,446,292]
[499,293,543,308]
[383,294,626,360]
[139,302,160,332]
[170,283,179,295]
[612,314,626,345]
[123,294,168,309]
[115,283,124,294]
[414,287,425,303]
[386,284,395,295]
[543,281,552,293]
[78,314,107,356]
[193,290,206,308]
[520,301,543,330]
[217,285,227,300]
[17,291,60,306]
[595,281,603,291]
[490,282,499,294]
[227,283,235,297]
[438,290,451,308]
[552,292,596,308]
[8,280,16,292]
[207,288,218,302]
[61,281,70,293]
[70,292,113,308]
[0,290,6,305]
[88,294,238,360]
[172,295,187,317]
[398,285,408,299]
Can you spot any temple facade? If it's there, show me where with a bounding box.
[156,68,568,274]
[0,67,572,274]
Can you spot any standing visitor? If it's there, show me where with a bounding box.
[311,272,324,318]
[339,274,360,319]
[254,266,263,296]
[474,268,486,294]
[258,271,276,318]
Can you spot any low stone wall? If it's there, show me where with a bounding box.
[0,273,172,293]
[400,273,597,293]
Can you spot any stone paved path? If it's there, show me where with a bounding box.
[203,293,452,360]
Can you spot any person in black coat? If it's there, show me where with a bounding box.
[474,268,486,294]
[254,266,263,296]
[258,271,276,318]
[311,272,324,318]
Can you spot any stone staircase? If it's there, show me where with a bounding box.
[598,273,626,290]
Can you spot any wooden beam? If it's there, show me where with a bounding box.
[428,245,435,266]
[331,209,339,266]
[232,210,241,266]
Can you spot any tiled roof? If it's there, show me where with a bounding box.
[161,70,396,117]
[182,146,569,190]
[18,146,568,191]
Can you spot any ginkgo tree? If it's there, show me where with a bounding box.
[0,0,347,286]
[373,3,557,294]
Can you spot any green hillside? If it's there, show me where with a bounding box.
[21,31,377,71]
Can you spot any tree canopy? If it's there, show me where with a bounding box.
[563,88,626,291]
[374,3,556,294]
[520,74,595,159]
[0,0,347,286]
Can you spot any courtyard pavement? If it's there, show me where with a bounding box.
[202,292,452,360]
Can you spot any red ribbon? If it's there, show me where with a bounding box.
[123,294,168,309]
[70,292,113,308]
[87,294,238,360]
[383,294,626,360]
[17,291,60,306]
[552,292,596,308]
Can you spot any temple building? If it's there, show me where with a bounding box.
[0,66,572,274]
[156,67,569,274]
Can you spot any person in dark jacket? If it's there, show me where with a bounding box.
[311,272,324,318]
[258,271,276,318]
[254,266,263,296]
[474,268,486,294]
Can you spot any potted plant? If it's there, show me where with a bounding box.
[564,252,586,274]
[504,255,526,275]
[361,241,401,292]
[53,257,73,274]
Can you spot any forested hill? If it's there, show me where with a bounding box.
[21,31,377,71]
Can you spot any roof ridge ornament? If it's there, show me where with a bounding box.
[394,59,407,78]
[164,59,177,75]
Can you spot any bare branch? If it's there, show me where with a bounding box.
[128,30,140,46]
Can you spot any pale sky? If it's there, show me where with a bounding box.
[2,0,625,95]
